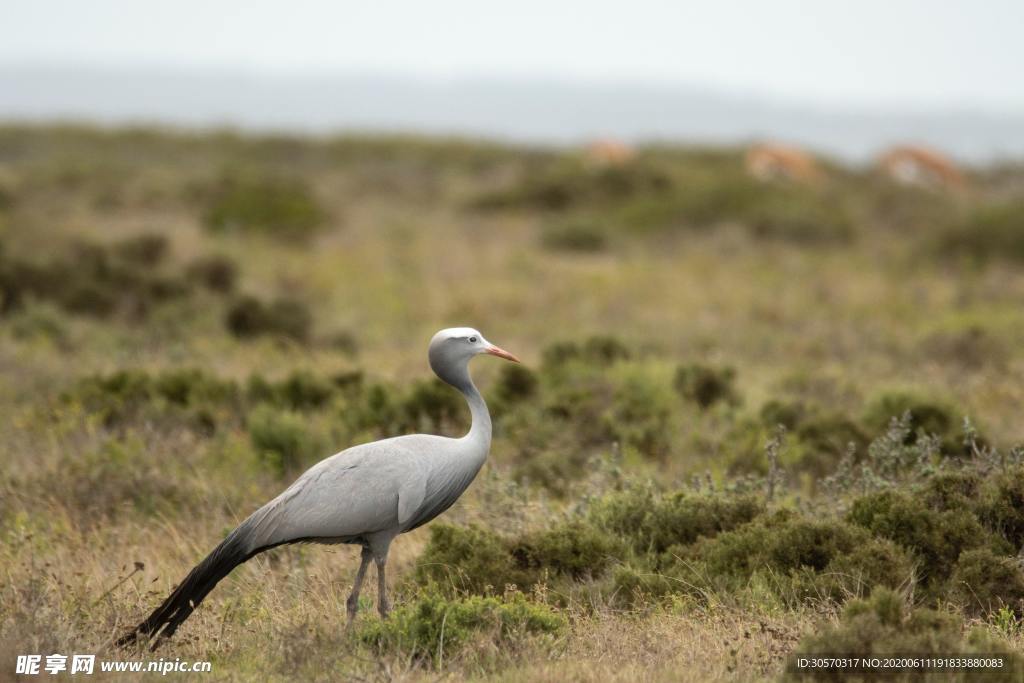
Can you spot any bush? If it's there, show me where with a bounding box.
[688,514,862,582]
[414,524,535,594]
[113,233,168,266]
[400,379,466,433]
[64,370,156,427]
[153,368,239,408]
[847,490,997,586]
[823,537,915,600]
[604,370,672,457]
[762,519,867,574]
[509,521,620,580]
[472,159,671,212]
[977,466,1024,548]
[491,364,538,406]
[862,391,969,456]
[415,520,620,597]
[793,413,869,476]
[950,548,1024,618]
[582,335,632,364]
[609,565,678,605]
[186,254,238,293]
[921,470,982,512]
[342,383,402,439]
[759,400,807,430]
[590,488,763,555]
[202,172,325,239]
[787,587,1024,681]
[540,217,608,252]
[673,363,739,409]
[64,368,240,431]
[745,190,853,244]
[247,405,322,476]
[226,295,312,343]
[936,200,1024,264]
[359,592,564,665]
[0,239,192,320]
[246,370,337,411]
[541,335,631,371]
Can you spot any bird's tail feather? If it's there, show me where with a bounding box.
[115,521,262,650]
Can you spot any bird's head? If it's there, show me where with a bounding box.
[429,327,519,387]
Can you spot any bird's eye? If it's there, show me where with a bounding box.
[469,336,478,343]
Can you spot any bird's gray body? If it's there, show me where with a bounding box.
[245,433,487,551]
[117,327,514,649]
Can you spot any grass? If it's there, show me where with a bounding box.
[1,125,1024,680]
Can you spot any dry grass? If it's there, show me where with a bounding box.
[2,127,1024,680]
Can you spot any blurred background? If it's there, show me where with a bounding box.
[2,0,1023,161]
[3,3,1024,679]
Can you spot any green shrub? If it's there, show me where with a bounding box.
[862,391,969,456]
[793,413,869,476]
[509,521,620,580]
[847,490,997,586]
[153,368,239,409]
[63,368,241,432]
[414,524,535,594]
[112,233,168,266]
[342,383,402,439]
[226,295,312,343]
[745,190,853,244]
[359,591,564,665]
[950,548,1024,618]
[186,254,238,293]
[673,363,739,409]
[977,466,1024,548]
[823,537,915,600]
[763,519,866,574]
[202,172,325,238]
[921,470,982,512]
[609,565,679,605]
[472,159,671,212]
[415,520,619,596]
[690,514,867,589]
[0,240,192,320]
[540,217,608,252]
[246,370,336,411]
[759,400,807,430]
[936,200,1024,263]
[787,587,1024,681]
[400,379,466,433]
[64,370,156,427]
[582,335,632,365]
[604,371,672,457]
[491,364,538,407]
[247,405,322,476]
[590,488,763,555]
[540,335,631,371]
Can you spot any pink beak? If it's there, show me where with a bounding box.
[485,345,520,363]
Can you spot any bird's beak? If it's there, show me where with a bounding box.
[485,344,520,363]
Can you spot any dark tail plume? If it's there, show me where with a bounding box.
[116,523,261,650]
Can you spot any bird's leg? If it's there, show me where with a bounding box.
[346,546,373,627]
[374,553,390,618]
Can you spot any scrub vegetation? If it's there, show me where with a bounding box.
[2,125,1024,681]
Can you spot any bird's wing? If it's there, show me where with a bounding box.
[397,471,427,529]
[245,436,441,548]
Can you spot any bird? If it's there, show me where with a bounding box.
[116,327,520,649]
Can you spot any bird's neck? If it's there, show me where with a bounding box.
[460,379,492,452]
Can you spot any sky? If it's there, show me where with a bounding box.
[1,0,1022,113]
